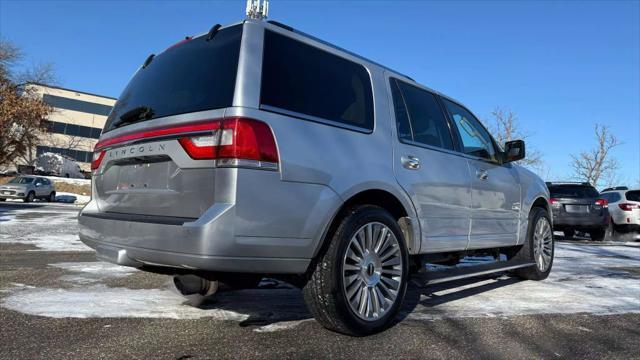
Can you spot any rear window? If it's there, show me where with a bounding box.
[548,185,599,198]
[626,191,640,202]
[103,24,243,133]
[261,30,374,131]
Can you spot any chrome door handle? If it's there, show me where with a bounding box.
[476,169,488,180]
[401,155,420,170]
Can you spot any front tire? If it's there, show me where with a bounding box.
[302,205,409,336]
[24,191,35,203]
[512,207,554,280]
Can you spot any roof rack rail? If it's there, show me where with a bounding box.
[267,20,293,31]
[601,186,628,192]
[545,181,592,186]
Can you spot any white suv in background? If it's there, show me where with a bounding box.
[600,187,640,235]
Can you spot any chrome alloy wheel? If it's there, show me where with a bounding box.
[532,216,553,272]
[342,222,403,321]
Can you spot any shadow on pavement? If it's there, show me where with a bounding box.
[189,273,524,329]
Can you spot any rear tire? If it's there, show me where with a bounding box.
[302,205,409,336]
[512,207,554,280]
[48,192,56,202]
[0,198,5,202]
[24,191,35,203]
[563,229,575,239]
[589,229,606,241]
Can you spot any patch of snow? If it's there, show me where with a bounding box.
[50,262,137,284]
[1,285,250,320]
[408,242,640,320]
[254,319,312,333]
[44,175,91,186]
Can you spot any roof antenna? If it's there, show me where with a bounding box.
[246,0,269,20]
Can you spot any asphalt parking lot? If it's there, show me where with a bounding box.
[1,202,639,359]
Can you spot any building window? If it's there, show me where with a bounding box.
[43,94,113,117]
[43,120,102,139]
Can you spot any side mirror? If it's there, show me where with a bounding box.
[503,140,525,163]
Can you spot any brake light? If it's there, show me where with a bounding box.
[595,199,608,208]
[178,117,279,166]
[94,117,279,170]
[619,203,640,211]
[91,150,105,171]
[549,198,561,208]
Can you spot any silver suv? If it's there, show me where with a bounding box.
[0,176,56,203]
[79,19,553,335]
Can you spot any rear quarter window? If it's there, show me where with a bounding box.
[260,30,374,131]
[626,191,640,202]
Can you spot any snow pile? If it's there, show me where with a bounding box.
[36,152,83,179]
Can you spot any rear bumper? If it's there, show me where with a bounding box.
[552,213,608,230]
[78,200,312,274]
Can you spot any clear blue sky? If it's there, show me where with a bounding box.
[1,0,639,186]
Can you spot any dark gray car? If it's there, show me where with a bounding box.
[546,182,609,240]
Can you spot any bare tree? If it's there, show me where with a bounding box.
[488,107,544,172]
[570,124,621,188]
[0,39,55,167]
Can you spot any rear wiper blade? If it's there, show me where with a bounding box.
[113,106,154,129]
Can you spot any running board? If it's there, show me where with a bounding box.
[418,260,536,285]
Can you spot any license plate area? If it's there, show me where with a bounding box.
[565,205,589,213]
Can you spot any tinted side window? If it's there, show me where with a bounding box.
[261,30,374,130]
[626,191,640,202]
[391,79,453,150]
[443,98,496,161]
[389,79,412,141]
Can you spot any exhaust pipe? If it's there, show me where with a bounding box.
[173,275,219,296]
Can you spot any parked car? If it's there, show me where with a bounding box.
[79,19,553,335]
[600,187,640,235]
[0,176,56,202]
[546,182,609,240]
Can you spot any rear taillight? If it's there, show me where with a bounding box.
[178,117,278,168]
[595,199,608,208]
[549,198,561,208]
[619,203,640,211]
[91,150,105,171]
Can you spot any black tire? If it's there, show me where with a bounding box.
[589,229,606,241]
[512,207,554,280]
[48,192,56,203]
[0,198,5,202]
[563,229,575,239]
[24,191,35,203]
[302,205,409,336]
